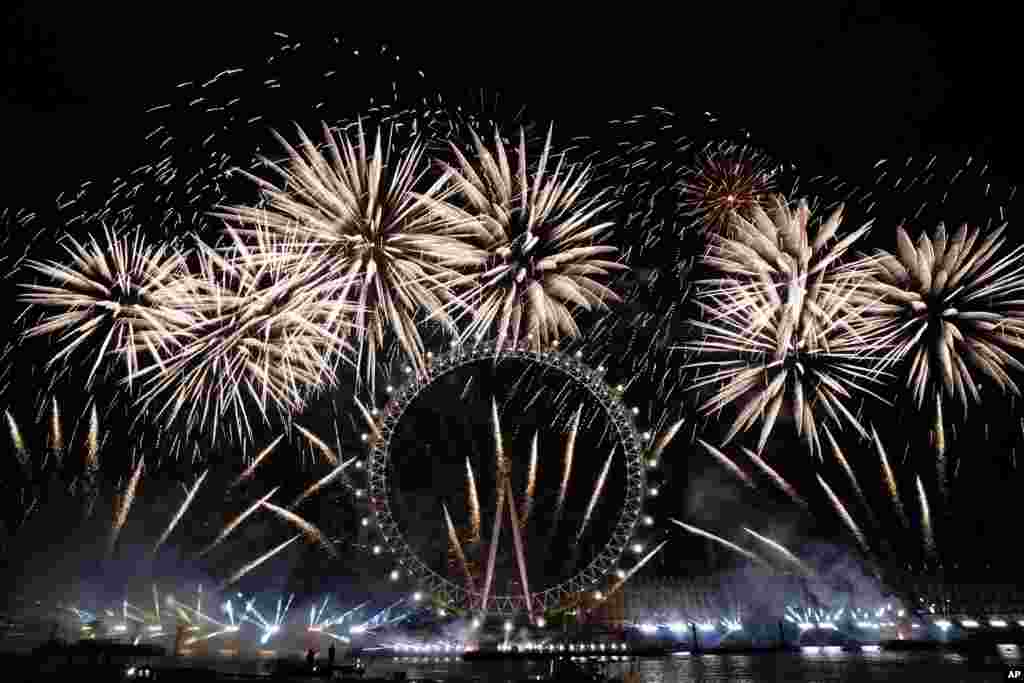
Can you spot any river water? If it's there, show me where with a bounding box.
[362,647,1023,682]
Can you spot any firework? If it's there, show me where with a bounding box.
[738,446,809,510]
[742,527,814,577]
[669,519,773,570]
[520,431,538,525]
[133,236,352,447]
[152,469,209,556]
[443,503,476,593]
[607,540,668,598]
[221,534,301,588]
[229,435,283,488]
[108,455,145,557]
[260,501,338,559]
[428,125,624,351]
[682,196,883,457]
[556,405,582,521]
[648,417,685,462]
[858,222,1024,492]
[5,409,28,468]
[698,440,756,490]
[916,475,935,559]
[19,227,192,391]
[295,423,340,467]
[289,456,357,509]
[577,449,615,541]
[680,143,779,234]
[816,474,870,555]
[465,456,481,541]
[872,427,908,528]
[216,122,472,387]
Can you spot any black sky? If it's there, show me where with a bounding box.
[2,3,1020,205]
[3,3,1023,598]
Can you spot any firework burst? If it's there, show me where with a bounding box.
[857,222,1024,491]
[681,196,885,457]
[680,142,780,235]
[427,126,625,351]
[132,236,354,447]
[19,227,192,392]
[217,122,474,387]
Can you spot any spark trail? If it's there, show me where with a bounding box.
[153,469,209,556]
[289,456,357,509]
[108,456,145,558]
[916,476,935,558]
[699,440,756,490]
[743,527,814,577]
[261,501,338,558]
[872,427,907,527]
[669,519,774,570]
[221,534,301,588]
[817,475,870,555]
[230,435,283,488]
[648,418,685,461]
[296,424,339,466]
[465,456,481,541]
[608,540,668,597]
[520,431,538,525]
[198,486,280,558]
[443,503,476,592]
[739,446,809,510]
[556,405,582,521]
[577,449,615,540]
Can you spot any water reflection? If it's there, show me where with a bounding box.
[363,649,1022,682]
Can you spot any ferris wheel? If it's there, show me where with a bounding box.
[349,341,662,621]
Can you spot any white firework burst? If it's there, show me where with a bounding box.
[427,125,625,351]
[216,121,475,387]
[857,222,1024,488]
[681,196,884,457]
[19,226,192,390]
[132,234,357,447]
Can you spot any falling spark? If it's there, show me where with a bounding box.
[608,540,668,597]
[556,405,582,518]
[152,469,209,556]
[669,519,774,570]
[153,585,161,624]
[872,427,907,527]
[916,476,935,558]
[743,527,814,576]
[198,487,281,557]
[739,447,809,510]
[520,431,538,525]
[48,398,63,465]
[295,424,339,466]
[353,396,382,439]
[221,534,301,588]
[261,501,338,558]
[108,456,145,557]
[84,404,100,471]
[817,475,870,555]
[443,503,476,593]
[577,449,616,540]
[289,456,357,508]
[465,456,481,541]
[230,436,283,488]
[823,426,876,527]
[648,418,685,461]
[5,410,27,466]
[699,440,756,490]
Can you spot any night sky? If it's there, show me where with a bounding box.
[2,4,1023,616]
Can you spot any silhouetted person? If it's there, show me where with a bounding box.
[306,648,315,670]
[328,643,336,668]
